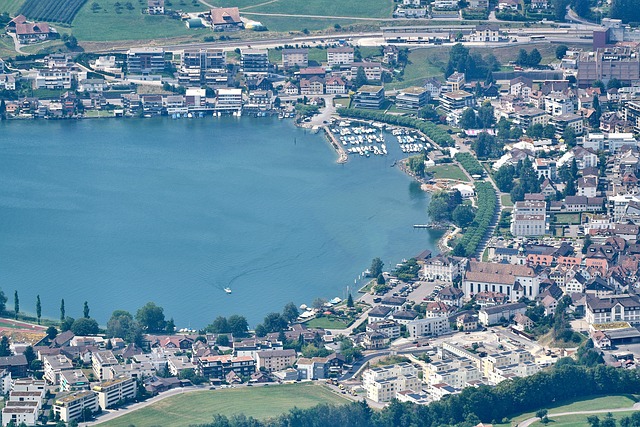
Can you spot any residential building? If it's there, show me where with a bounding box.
[469,24,500,42]
[2,406,38,427]
[436,286,465,307]
[544,92,574,116]
[586,294,640,326]
[15,21,56,44]
[550,113,584,136]
[197,355,256,379]
[446,72,466,92]
[406,316,450,338]
[256,349,296,372]
[424,78,442,99]
[53,390,99,422]
[215,88,243,113]
[300,77,324,95]
[34,68,72,90]
[463,261,542,301]
[353,85,385,109]
[479,302,527,326]
[126,48,165,75]
[396,86,430,110]
[296,357,328,380]
[350,62,383,81]
[0,74,16,91]
[282,49,308,69]
[510,200,547,237]
[93,376,136,410]
[325,76,346,94]
[241,49,269,75]
[368,305,394,323]
[92,351,118,381]
[366,320,401,339]
[362,363,421,403]
[59,370,90,392]
[439,90,475,112]
[327,47,354,66]
[43,354,74,385]
[457,314,478,331]
[516,108,548,130]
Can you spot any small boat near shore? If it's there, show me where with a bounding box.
[224,287,232,294]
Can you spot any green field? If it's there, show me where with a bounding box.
[209,0,394,18]
[427,164,470,182]
[305,316,349,329]
[72,0,196,41]
[500,194,514,207]
[553,213,581,224]
[531,410,640,426]
[385,47,445,90]
[1,0,26,15]
[496,395,638,427]
[98,383,349,427]
[257,16,376,32]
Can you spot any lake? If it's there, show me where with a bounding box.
[0,117,441,327]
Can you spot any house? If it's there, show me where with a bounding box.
[325,76,346,95]
[456,314,478,331]
[15,22,57,44]
[300,77,324,95]
[383,45,399,64]
[0,74,16,91]
[380,296,407,312]
[531,0,549,8]
[514,313,534,330]
[366,320,401,339]
[281,81,299,96]
[350,62,383,81]
[0,355,28,378]
[424,78,443,99]
[147,0,165,14]
[439,90,475,112]
[475,291,508,307]
[197,355,256,379]
[541,295,558,316]
[469,24,500,42]
[407,316,450,338]
[296,357,329,380]
[363,331,389,349]
[363,363,421,403]
[256,349,296,373]
[208,7,244,31]
[498,0,519,10]
[437,286,465,307]
[425,301,456,318]
[586,294,640,326]
[391,310,420,325]
[368,305,394,323]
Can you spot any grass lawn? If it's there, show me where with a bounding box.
[72,0,195,41]
[427,164,470,182]
[531,410,640,427]
[305,316,349,329]
[0,0,25,16]
[385,47,446,90]
[334,97,350,108]
[210,0,394,18]
[495,395,638,427]
[0,36,16,59]
[257,16,377,32]
[500,194,514,208]
[553,213,581,225]
[98,383,349,427]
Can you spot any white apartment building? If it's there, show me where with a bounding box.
[53,390,99,422]
[510,200,547,237]
[422,255,466,282]
[43,354,74,385]
[425,357,482,389]
[255,349,296,373]
[327,47,354,66]
[362,363,421,403]
[2,405,37,427]
[544,92,574,116]
[93,376,136,410]
[282,48,308,69]
[586,294,640,326]
[92,351,118,381]
[215,88,243,112]
[406,316,450,338]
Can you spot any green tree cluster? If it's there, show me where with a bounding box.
[445,43,501,80]
[510,158,541,202]
[516,48,542,67]
[205,314,249,337]
[428,189,463,222]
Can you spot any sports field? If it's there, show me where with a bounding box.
[97,383,350,427]
[427,164,470,182]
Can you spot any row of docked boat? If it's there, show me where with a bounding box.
[400,143,426,153]
[347,144,388,157]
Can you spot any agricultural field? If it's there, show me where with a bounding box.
[97,383,349,427]
[208,0,394,19]
[71,0,194,41]
[1,0,26,16]
[19,0,88,24]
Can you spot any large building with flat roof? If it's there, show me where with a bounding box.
[577,46,640,87]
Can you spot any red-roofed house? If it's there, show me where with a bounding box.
[208,7,244,31]
[15,22,57,44]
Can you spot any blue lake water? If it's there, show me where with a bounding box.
[0,117,441,327]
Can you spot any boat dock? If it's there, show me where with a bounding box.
[323,126,348,164]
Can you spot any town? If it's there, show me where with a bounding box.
[2,0,640,426]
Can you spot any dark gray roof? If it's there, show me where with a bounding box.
[481,302,527,315]
[369,306,393,317]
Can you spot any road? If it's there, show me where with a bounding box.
[519,402,640,427]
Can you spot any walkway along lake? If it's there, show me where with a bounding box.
[0,117,442,326]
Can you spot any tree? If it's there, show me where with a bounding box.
[262,312,288,333]
[70,318,99,335]
[107,310,142,345]
[46,326,58,340]
[354,67,367,89]
[516,49,529,66]
[83,301,90,318]
[60,299,65,323]
[556,44,568,60]
[536,409,549,419]
[452,204,475,228]
[312,298,327,310]
[453,242,467,257]
[0,99,6,120]
[528,49,542,67]
[460,108,477,129]
[60,316,74,332]
[228,315,249,337]
[607,78,622,89]
[216,334,230,346]
[13,291,18,319]
[527,123,545,138]
[23,346,36,365]
[377,273,386,285]
[582,234,593,254]
[206,316,229,333]
[36,295,41,324]
[591,95,602,127]
[0,336,11,357]
[587,415,601,427]
[562,126,577,147]
[592,80,606,93]
[370,258,384,278]
[611,0,640,23]
[347,293,354,308]
[543,124,556,139]
[136,302,166,333]
[282,303,299,324]
[64,35,78,50]
[165,318,175,334]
